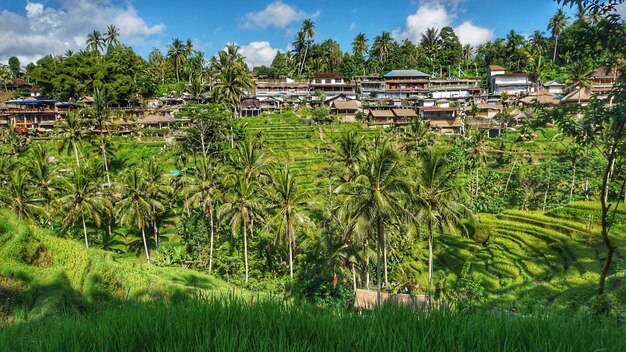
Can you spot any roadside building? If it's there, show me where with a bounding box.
[487,65,532,96]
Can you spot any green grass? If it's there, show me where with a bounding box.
[1,295,624,352]
[0,209,236,322]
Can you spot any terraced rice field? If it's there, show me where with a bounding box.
[432,202,626,310]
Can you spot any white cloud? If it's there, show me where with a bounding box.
[0,0,165,64]
[239,41,279,68]
[349,22,356,32]
[240,1,319,30]
[394,0,493,46]
[454,21,494,47]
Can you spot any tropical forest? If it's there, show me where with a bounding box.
[0,0,625,350]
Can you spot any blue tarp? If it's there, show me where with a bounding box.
[6,99,59,104]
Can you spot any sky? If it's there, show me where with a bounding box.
[0,0,623,68]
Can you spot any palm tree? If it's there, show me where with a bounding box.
[566,58,594,104]
[297,19,316,75]
[105,24,121,49]
[54,112,90,167]
[81,87,116,185]
[182,156,223,273]
[352,33,369,58]
[218,174,263,284]
[167,38,187,82]
[548,8,570,62]
[411,148,469,303]
[465,129,489,209]
[335,130,366,182]
[235,139,270,182]
[55,165,110,247]
[115,168,163,264]
[86,30,104,54]
[420,28,440,73]
[337,141,408,305]
[25,144,63,228]
[143,159,173,249]
[0,169,46,223]
[372,32,393,65]
[266,165,312,278]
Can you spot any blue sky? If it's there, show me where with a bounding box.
[0,0,577,66]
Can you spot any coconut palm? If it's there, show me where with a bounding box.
[167,38,187,82]
[54,112,91,167]
[566,58,594,104]
[337,141,408,305]
[86,30,104,54]
[372,32,393,65]
[465,129,489,210]
[104,24,120,49]
[411,148,469,303]
[235,139,270,182]
[421,28,441,72]
[55,165,110,247]
[297,19,316,75]
[0,169,46,223]
[218,174,263,284]
[25,144,64,227]
[81,87,116,185]
[115,168,163,264]
[182,156,223,273]
[335,130,366,182]
[548,8,570,62]
[266,165,312,278]
[143,159,173,249]
[352,33,369,58]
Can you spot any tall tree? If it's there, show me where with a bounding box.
[219,174,263,284]
[105,24,121,49]
[548,8,570,62]
[86,30,105,54]
[56,165,110,248]
[115,168,163,264]
[54,112,90,167]
[372,32,393,65]
[411,148,469,303]
[266,165,312,278]
[297,19,316,75]
[183,157,223,273]
[352,33,369,58]
[167,38,187,82]
[0,169,45,223]
[337,141,408,305]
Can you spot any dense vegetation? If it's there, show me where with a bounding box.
[0,0,625,350]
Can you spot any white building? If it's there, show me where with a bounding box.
[487,65,532,96]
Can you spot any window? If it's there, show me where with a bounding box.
[335,79,342,83]
[315,79,322,84]
[325,79,332,84]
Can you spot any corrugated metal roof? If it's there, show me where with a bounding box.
[383,70,430,78]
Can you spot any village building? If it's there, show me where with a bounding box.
[520,90,561,107]
[331,100,359,116]
[418,99,462,134]
[3,98,61,131]
[543,80,566,95]
[368,109,395,125]
[382,70,430,100]
[255,80,309,103]
[428,78,482,101]
[309,73,356,103]
[487,65,532,96]
[240,97,261,117]
[354,75,387,100]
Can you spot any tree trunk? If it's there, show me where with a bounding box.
[153,218,159,249]
[73,143,81,168]
[82,213,89,248]
[141,226,151,265]
[287,214,293,279]
[208,208,214,274]
[376,217,382,307]
[543,181,550,212]
[352,262,357,292]
[570,163,576,200]
[243,219,249,284]
[552,35,559,63]
[101,140,111,186]
[503,153,519,196]
[383,233,388,288]
[365,239,370,290]
[428,222,434,307]
[598,119,626,294]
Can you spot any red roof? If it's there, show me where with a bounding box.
[488,65,506,71]
[311,72,344,79]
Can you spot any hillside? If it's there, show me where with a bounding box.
[0,209,235,322]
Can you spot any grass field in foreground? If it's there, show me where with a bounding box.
[1,295,624,352]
